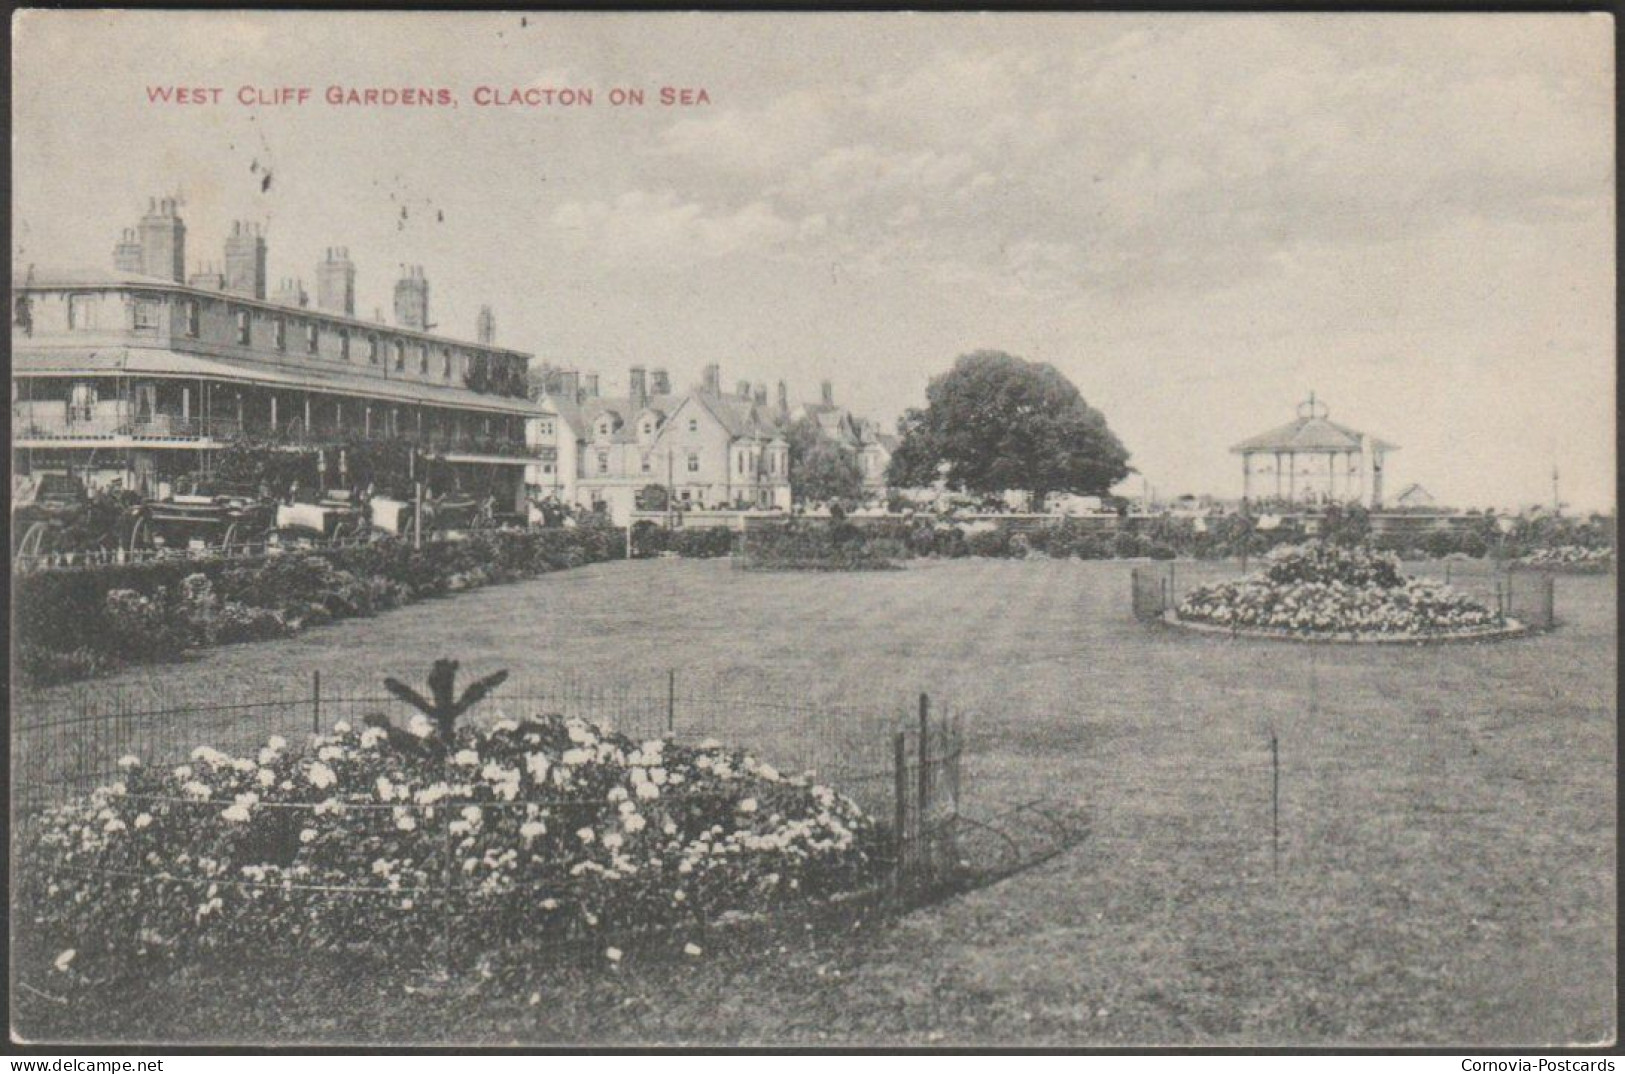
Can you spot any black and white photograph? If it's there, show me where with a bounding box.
[6,8,1616,1053]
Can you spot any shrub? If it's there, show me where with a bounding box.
[20,714,883,984]
[965,528,1010,559]
[14,528,629,687]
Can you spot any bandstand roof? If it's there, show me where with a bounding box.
[1230,395,1397,455]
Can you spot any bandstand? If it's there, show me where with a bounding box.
[1231,394,1396,509]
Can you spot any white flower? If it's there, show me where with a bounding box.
[737,798,758,814]
[449,820,471,836]
[636,782,660,801]
[222,804,251,823]
[317,745,343,762]
[605,947,622,963]
[673,888,686,902]
[683,942,702,957]
[453,749,480,767]
[134,813,152,829]
[602,832,624,850]
[360,727,386,749]
[182,781,212,801]
[333,720,352,735]
[561,748,591,767]
[461,805,483,826]
[376,776,395,801]
[520,820,547,839]
[117,755,141,770]
[525,752,551,782]
[53,949,76,972]
[173,765,193,781]
[299,828,318,844]
[623,813,646,834]
[649,767,668,786]
[576,827,595,844]
[540,898,559,910]
[266,735,287,751]
[394,810,417,832]
[407,714,434,738]
[103,817,126,834]
[306,762,336,790]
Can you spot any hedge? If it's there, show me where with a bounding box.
[14,522,626,688]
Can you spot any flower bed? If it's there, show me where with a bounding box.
[14,523,626,687]
[1174,543,1508,640]
[19,711,883,986]
[1513,546,1614,573]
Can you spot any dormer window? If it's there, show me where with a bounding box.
[393,340,405,371]
[185,300,200,338]
[418,346,428,375]
[235,308,251,345]
[339,329,350,361]
[688,418,698,432]
[367,336,380,364]
[305,322,320,354]
[442,349,453,379]
[132,298,159,331]
[273,317,287,352]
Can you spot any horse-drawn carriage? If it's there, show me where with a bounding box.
[11,474,130,563]
[272,487,371,546]
[123,476,280,555]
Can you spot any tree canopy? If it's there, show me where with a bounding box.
[787,417,864,505]
[886,350,1132,502]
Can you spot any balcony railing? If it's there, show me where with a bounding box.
[14,404,541,459]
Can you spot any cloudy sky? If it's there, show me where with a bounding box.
[13,11,1614,509]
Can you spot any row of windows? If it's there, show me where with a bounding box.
[64,292,519,384]
[595,451,706,476]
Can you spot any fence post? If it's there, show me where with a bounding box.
[892,730,908,893]
[918,693,931,878]
[666,669,676,735]
[312,670,322,734]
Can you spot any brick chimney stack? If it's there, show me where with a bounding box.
[224,221,268,299]
[776,380,789,415]
[650,368,671,396]
[316,247,356,316]
[393,265,429,330]
[188,262,226,291]
[582,372,600,398]
[736,379,752,400]
[113,228,144,273]
[629,365,648,411]
[273,277,309,308]
[702,363,721,394]
[138,197,186,282]
[752,383,768,408]
[477,305,496,344]
[821,379,834,406]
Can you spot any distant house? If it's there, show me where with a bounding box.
[1392,483,1436,509]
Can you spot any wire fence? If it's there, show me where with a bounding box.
[9,662,962,961]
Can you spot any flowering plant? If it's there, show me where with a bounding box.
[20,710,881,985]
[1177,542,1504,637]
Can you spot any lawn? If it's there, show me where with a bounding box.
[11,557,1616,1046]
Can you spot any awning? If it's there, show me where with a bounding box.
[13,347,545,418]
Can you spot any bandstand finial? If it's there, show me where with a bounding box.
[1297,391,1328,420]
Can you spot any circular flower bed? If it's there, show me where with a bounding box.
[1175,542,1510,640]
[19,712,883,985]
[1515,545,1613,573]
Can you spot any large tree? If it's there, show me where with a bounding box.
[787,416,864,505]
[886,350,1132,503]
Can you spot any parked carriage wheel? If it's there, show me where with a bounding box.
[221,522,242,555]
[124,515,152,553]
[17,521,53,559]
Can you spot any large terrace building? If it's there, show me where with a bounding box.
[12,198,547,510]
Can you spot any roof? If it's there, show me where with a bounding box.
[15,266,533,362]
[1230,397,1397,454]
[691,390,778,440]
[14,346,545,416]
[574,393,684,444]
